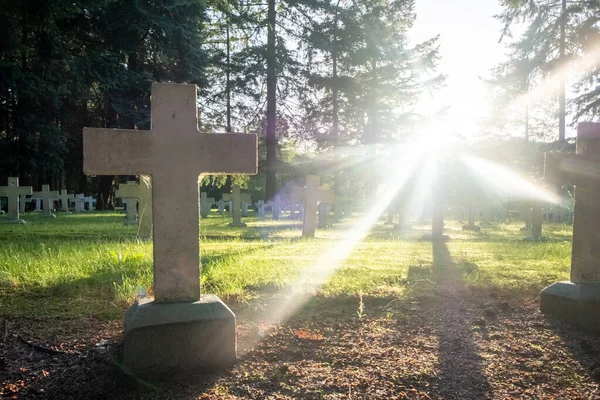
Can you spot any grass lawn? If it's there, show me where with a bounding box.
[3,210,598,399]
[0,211,572,320]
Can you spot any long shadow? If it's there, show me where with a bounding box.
[432,242,492,398]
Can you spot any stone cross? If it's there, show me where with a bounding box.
[241,201,250,217]
[290,175,334,237]
[83,83,257,302]
[257,200,265,218]
[200,192,215,219]
[223,186,250,227]
[116,181,139,225]
[267,195,282,220]
[462,201,481,232]
[84,83,257,375]
[116,179,152,238]
[423,181,450,242]
[0,177,33,224]
[318,202,331,228]
[59,189,74,213]
[541,122,600,331]
[74,194,86,213]
[217,199,225,215]
[32,185,59,218]
[32,198,42,212]
[85,196,96,211]
[19,194,29,213]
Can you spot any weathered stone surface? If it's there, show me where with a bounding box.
[0,178,32,224]
[541,282,600,332]
[84,83,257,302]
[291,175,333,237]
[123,295,237,375]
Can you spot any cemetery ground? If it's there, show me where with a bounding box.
[0,212,599,399]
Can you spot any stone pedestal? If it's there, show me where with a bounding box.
[540,282,600,332]
[123,295,237,376]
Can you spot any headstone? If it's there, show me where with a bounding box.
[83,83,257,374]
[0,177,33,224]
[317,202,332,228]
[74,194,86,213]
[32,185,59,218]
[541,122,600,331]
[257,200,265,219]
[85,196,96,211]
[267,195,282,220]
[32,198,42,212]
[19,195,30,214]
[223,186,250,227]
[290,175,334,237]
[524,202,546,241]
[385,207,395,225]
[200,192,215,219]
[116,181,139,225]
[423,183,450,242]
[217,199,225,215]
[116,179,152,237]
[462,202,481,232]
[241,201,249,217]
[58,189,74,213]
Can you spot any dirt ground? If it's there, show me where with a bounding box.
[2,253,600,400]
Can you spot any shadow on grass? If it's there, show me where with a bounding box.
[431,241,491,399]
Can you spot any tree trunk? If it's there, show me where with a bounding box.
[558,0,566,142]
[265,0,278,200]
[332,1,342,218]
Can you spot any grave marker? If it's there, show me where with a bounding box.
[223,186,250,227]
[116,181,139,225]
[59,189,74,213]
[83,83,257,374]
[19,194,30,213]
[0,177,33,224]
[74,194,86,213]
[200,192,215,219]
[32,185,59,218]
[217,199,225,215]
[116,179,152,237]
[541,122,600,331]
[290,175,333,237]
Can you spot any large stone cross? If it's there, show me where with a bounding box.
[84,83,257,302]
[542,122,600,331]
[290,175,333,237]
[58,189,74,213]
[116,179,153,237]
[32,185,59,218]
[0,177,32,223]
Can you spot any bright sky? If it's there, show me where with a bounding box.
[410,0,506,138]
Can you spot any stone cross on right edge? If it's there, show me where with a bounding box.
[83,83,257,375]
[290,175,333,237]
[0,178,33,224]
[116,180,152,236]
[541,122,600,331]
[32,185,59,218]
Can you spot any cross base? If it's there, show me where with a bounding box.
[462,224,481,232]
[422,233,451,242]
[541,281,600,333]
[123,295,237,376]
[4,218,27,225]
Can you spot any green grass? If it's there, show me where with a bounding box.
[0,210,573,320]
